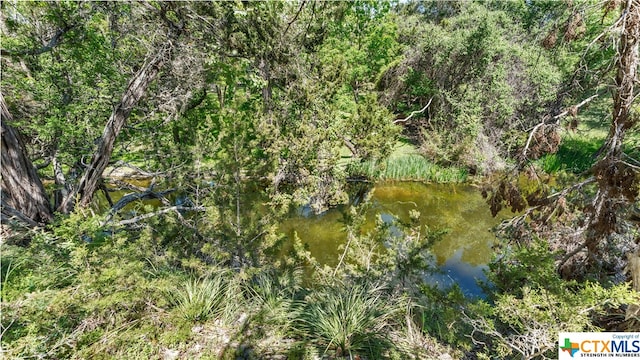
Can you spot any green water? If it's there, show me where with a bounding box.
[280,182,511,296]
[98,180,508,296]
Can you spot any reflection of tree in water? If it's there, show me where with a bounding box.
[284,182,505,271]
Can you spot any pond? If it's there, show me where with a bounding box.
[97,180,511,297]
[280,182,512,297]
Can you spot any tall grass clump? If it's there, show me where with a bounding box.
[300,283,400,358]
[249,270,303,332]
[167,271,238,323]
[347,154,468,183]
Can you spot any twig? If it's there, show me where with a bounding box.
[333,232,354,277]
[393,97,433,124]
[116,205,205,226]
[523,94,599,159]
[283,1,306,38]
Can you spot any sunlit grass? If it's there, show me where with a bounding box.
[537,134,604,174]
[167,271,239,323]
[347,154,468,183]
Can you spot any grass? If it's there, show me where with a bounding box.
[537,98,640,175]
[347,154,468,183]
[249,271,302,332]
[537,135,605,174]
[344,138,468,183]
[300,283,400,358]
[167,272,237,323]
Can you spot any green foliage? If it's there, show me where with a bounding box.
[418,285,470,348]
[382,2,563,171]
[248,269,303,339]
[300,283,400,358]
[1,1,131,181]
[466,239,639,358]
[344,94,401,161]
[166,272,235,323]
[2,2,638,359]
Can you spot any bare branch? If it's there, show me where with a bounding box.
[522,121,548,159]
[283,1,306,38]
[551,94,599,120]
[522,94,599,159]
[393,97,433,124]
[108,188,175,214]
[116,205,205,226]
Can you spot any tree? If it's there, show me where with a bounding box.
[485,0,640,280]
[586,0,639,250]
[1,93,53,228]
[378,1,563,173]
[1,1,186,220]
[57,40,176,213]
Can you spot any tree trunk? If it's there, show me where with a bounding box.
[57,46,169,213]
[259,57,273,115]
[586,0,639,257]
[1,93,53,226]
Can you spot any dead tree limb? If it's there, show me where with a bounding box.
[116,205,205,226]
[108,188,175,215]
[393,97,433,124]
[522,94,599,159]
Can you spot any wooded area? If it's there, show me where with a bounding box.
[1,1,639,359]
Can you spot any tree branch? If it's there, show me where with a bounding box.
[108,188,175,215]
[1,25,75,57]
[283,1,306,37]
[551,94,599,120]
[522,94,599,159]
[0,202,42,229]
[393,97,433,124]
[116,205,205,226]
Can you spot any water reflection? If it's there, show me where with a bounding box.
[424,249,489,298]
[281,181,511,296]
[97,179,509,296]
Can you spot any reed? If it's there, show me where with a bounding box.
[347,154,468,183]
